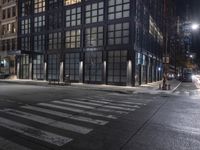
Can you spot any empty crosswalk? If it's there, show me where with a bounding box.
[0,96,145,149]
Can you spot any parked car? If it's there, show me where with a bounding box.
[182,72,193,82]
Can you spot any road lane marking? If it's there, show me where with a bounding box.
[21,105,108,125]
[2,109,92,134]
[0,137,31,150]
[38,103,117,119]
[0,117,72,146]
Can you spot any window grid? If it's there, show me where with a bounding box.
[85,2,104,24]
[65,29,81,48]
[21,0,31,16]
[21,37,31,51]
[107,50,127,83]
[108,22,129,45]
[34,0,45,13]
[48,32,62,50]
[21,19,31,34]
[48,54,60,80]
[84,51,102,82]
[34,15,45,33]
[108,0,130,20]
[85,26,103,47]
[34,35,45,52]
[33,55,44,80]
[66,7,81,27]
[65,53,80,81]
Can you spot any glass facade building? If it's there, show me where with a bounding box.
[17,0,164,86]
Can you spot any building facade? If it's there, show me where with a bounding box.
[0,0,18,75]
[17,0,164,86]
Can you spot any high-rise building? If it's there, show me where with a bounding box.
[17,0,165,86]
[0,0,18,76]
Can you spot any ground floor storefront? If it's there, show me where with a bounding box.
[17,50,163,86]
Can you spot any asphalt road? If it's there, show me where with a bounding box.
[0,82,199,150]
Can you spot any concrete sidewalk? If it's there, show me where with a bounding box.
[0,79,181,94]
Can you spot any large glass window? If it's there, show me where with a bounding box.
[34,15,45,33]
[34,35,45,52]
[66,7,81,27]
[48,32,62,50]
[34,0,45,13]
[108,0,130,20]
[33,55,44,80]
[65,29,81,48]
[84,51,102,82]
[21,0,31,16]
[108,22,129,45]
[85,2,104,24]
[21,37,31,51]
[49,0,62,9]
[85,26,103,47]
[65,53,80,81]
[21,19,31,34]
[64,0,81,6]
[20,55,29,79]
[49,11,62,30]
[107,50,127,84]
[48,54,60,80]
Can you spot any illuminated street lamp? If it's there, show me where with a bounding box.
[191,23,199,30]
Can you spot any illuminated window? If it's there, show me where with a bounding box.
[65,29,81,48]
[34,0,45,13]
[64,0,81,6]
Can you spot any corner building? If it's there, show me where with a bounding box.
[18,0,164,86]
[0,0,18,76]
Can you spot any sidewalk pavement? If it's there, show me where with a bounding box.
[0,79,181,94]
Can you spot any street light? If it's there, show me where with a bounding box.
[191,23,199,30]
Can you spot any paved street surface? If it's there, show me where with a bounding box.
[0,81,200,150]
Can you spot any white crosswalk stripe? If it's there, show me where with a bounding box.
[1,108,92,134]
[38,103,117,119]
[0,117,72,146]
[81,97,145,106]
[0,96,145,148]
[0,137,31,150]
[21,105,108,125]
[63,99,139,109]
[53,100,129,114]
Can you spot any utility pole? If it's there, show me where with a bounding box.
[162,0,168,90]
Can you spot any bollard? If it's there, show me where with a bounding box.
[159,84,162,90]
[168,84,171,90]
